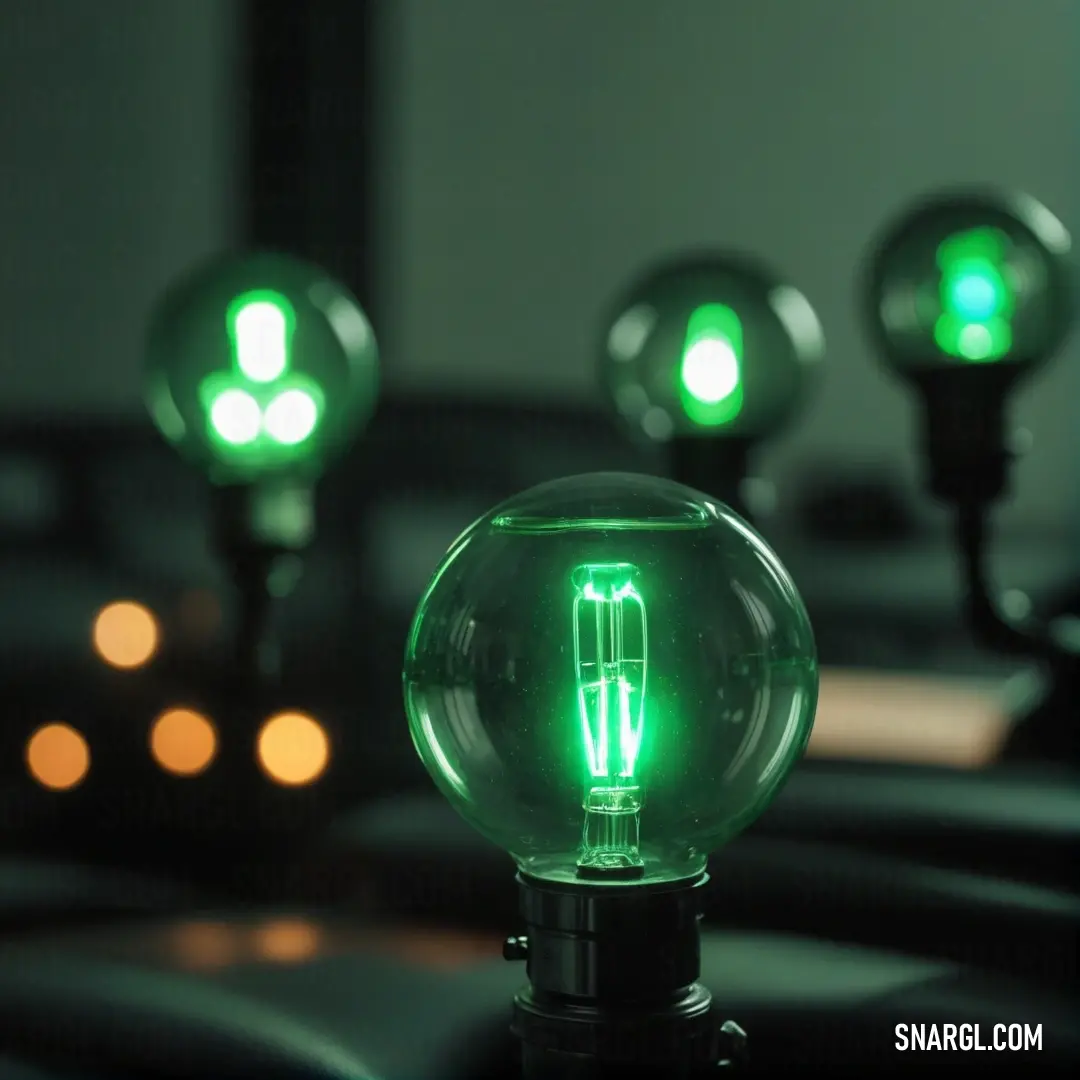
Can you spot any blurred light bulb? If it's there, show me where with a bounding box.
[92,600,160,670]
[865,189,1072,375]
[256,711,330,786]
[150,707,218,777]
[862,189,1075,505]
[26,723,91,791]
[600,256,822,443]
[404,472,818,886]
[145,253,379,485]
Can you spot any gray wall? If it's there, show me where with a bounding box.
[376,0,1079,536]
[1,0,1074,536]
[0,0,238,418]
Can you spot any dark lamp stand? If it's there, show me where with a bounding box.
[911,367,1079,763]
[212,480,314,688]
[669,437,753,521]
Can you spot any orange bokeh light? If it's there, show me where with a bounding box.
[167,921,242,971]
[26,723,91,790]
[256,711,330,786]
[150,707,218,777]
[92,600,160,670]
[252,918,323,963]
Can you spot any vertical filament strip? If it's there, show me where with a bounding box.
[573,564,647,783]
[572,562,648,876]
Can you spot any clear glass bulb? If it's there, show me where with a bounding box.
[144,252,379,485]
[403,472,818,886]
[600,255,823,444]
[865,189,1073,375]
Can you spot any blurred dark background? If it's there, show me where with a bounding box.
[0,0,1077,867]
[0,5,1077,1076]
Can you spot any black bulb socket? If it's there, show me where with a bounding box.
[211,479,316,556]
[506,871,744,1078]
[907,364,1027,506]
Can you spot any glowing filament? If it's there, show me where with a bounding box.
[210,388,261,445]
[571,562,647,875]
[200,290,323,456]
[678,303,745,427]
[934,227,1015,362]
[263,388,318,444]
[233,298,290,382]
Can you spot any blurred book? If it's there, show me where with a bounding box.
[810,667,1010,769]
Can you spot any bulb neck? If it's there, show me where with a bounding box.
[669,436,753,519]
[212,479,316,555]
[212,481,314,683]
[910,367,1018,506]
[506,872,746,1077]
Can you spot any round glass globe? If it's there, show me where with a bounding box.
[403,472,818,887]
[864,189,1073,375]
[145,252,378,485]
[600,255,824,444]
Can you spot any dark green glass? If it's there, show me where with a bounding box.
[404,472,818,887]
[864,190,1073,375]
[600,255,823,444]
[145,252,378,485]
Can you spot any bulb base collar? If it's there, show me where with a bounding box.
[911,368,1017,505]
[508,872,746,1077]
[212,480,316,554]
[212,480,313,681]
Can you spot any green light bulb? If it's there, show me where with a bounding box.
[145,252,378,485]
[404,472,818,887]
[865,190,1072,375]
[601,255,821,443]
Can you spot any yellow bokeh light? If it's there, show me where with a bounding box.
[256,711,330,786]
[150,707,218,777]
[26,723,91,791]
[92,600,160,670]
